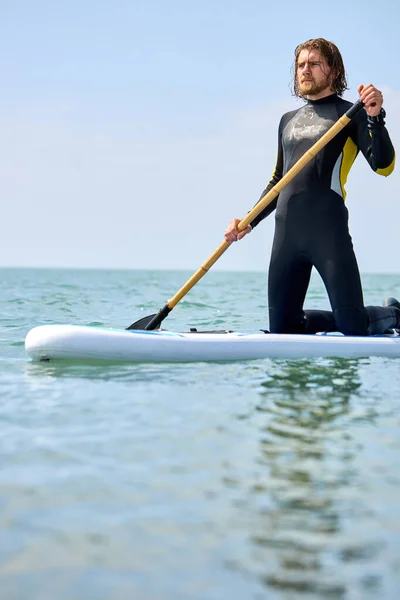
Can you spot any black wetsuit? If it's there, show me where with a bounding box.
[250,94,396,335]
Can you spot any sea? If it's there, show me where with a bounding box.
[1,267,400,600]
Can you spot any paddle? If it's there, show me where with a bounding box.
[127,99,364,331]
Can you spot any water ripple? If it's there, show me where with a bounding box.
[1,269,400,599]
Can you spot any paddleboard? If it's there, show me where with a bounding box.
[25,324,400,363]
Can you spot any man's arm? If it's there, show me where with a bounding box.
[351,84,395,175]
[250,119,284,228]
[224,118,284,243]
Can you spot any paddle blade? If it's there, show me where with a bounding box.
[126,304,172,331]
[126,314,158,330]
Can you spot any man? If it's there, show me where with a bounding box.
[224,38,397,335]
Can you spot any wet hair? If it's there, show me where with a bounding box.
[292,38,348,97]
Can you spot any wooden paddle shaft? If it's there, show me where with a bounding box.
[167,100,363,309]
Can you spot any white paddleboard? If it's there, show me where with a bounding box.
[25,324,400,363]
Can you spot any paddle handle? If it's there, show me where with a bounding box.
[167,99,364,308]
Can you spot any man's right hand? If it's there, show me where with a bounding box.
[224,218,252,243]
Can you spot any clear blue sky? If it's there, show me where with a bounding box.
[1,0,399,272]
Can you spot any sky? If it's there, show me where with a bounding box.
[1,0,400,273]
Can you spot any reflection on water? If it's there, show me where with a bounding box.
[245,358,385,596]
[24,360,183,384]
[7,354,399,598]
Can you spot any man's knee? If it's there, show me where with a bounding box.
[333,306,368,336]
[269,307,306,334]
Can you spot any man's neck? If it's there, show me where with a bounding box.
[306,87,335,101]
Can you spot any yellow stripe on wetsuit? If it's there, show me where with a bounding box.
[333,136,395,200]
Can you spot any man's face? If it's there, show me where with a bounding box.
[297,49,334,97]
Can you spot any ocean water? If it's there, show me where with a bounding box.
[1,267,400,600]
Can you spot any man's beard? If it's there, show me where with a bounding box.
[299,77,332,96]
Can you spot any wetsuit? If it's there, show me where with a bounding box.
[250,94,396,335]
